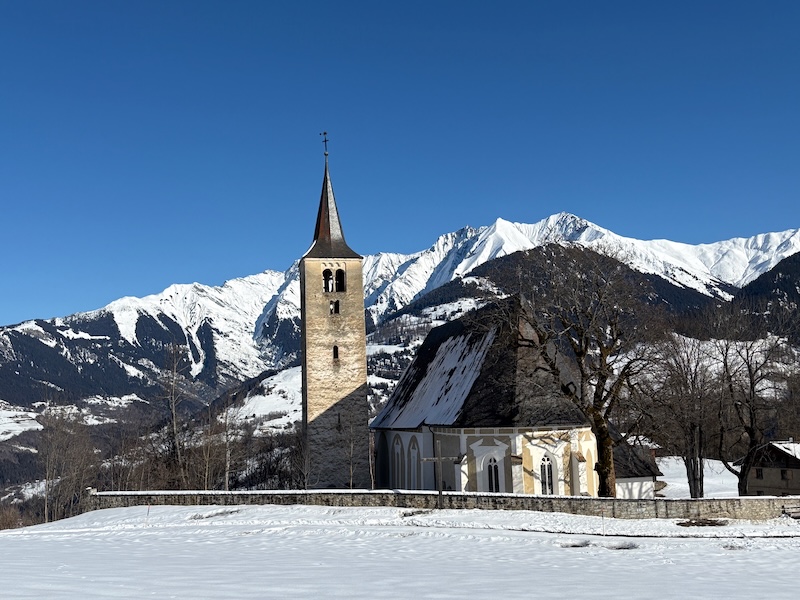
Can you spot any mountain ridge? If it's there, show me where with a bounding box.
[1,212,798,423]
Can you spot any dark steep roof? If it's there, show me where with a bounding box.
[303,157,361,259]
[741,441,800,469]
[371,298,589,430]
[612,442,662,479]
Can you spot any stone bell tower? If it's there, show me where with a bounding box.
[299,140,370,489]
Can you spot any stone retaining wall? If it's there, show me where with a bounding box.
[89,489,800,521]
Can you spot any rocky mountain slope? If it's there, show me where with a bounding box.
[258,212,800,365]
[1,212,798,437]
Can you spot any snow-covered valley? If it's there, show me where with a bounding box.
[2,497,798,598]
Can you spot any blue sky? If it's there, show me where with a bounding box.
[2,2,799,325]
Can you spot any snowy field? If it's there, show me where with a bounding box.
[1,459,798,599]
[0,400,41,442]
[657,456,740,498]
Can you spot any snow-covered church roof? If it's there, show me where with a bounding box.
[371,298,589,430]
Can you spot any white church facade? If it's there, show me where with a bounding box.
[375,425,598,496]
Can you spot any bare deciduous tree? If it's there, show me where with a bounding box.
[162,343,189,488]
[517,247,663,496]
[38,409,96,522]
[711,306,793,495]
[637,333,716,497]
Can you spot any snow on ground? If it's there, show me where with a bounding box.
[1,503,799,599]
[657,457,740,498]
[0,401,42,441]
[366,343,407,355]
[2,458,798,598]
[419,298,486,324]
[34,403,117,426]
[227,367,301,431]
[1,479,46,503]
[83,394,144,409]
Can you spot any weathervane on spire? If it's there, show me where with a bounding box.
[320,131,330,156]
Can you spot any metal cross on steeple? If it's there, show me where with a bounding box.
[320,131,330,156]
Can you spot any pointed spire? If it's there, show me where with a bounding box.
[303,139,361,259]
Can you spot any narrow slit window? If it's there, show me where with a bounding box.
[333,345,339,360]
[330,300,340,315]
[541,456,554,495]
[487,457,499,492]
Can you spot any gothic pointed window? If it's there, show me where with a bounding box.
[323,269,334,292]
[335,269,346,292]
[408,437,420,490]
[392,436,405,488]
[541,456,554,495]
[487,457,500,492]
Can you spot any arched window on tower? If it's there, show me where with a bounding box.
[323,269,334,292]
[541,455,554,495]
[330,300,340,315]
[333,345,339,360]
[335,269,346,292]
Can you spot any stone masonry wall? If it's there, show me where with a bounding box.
[89,490,800,521]
[300,257,370,488]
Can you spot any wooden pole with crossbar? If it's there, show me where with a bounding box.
[421,439,460,509]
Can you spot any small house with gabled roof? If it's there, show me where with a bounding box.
[745,441,800,496]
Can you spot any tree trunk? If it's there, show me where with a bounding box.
[737,431,762,496]
[737,453,754,496]
[593,414,616,497]
[685,423,704,498]
[684,455,704,498]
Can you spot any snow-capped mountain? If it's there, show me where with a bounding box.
[1,212,799,428]
[0,270,287,417]
[98,270,287,381]
[257,213,800,364]
[364,212,800,319]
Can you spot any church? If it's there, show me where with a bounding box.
[299,145,658,497]
[370,298,600,496]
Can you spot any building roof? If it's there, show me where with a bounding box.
[371,298,589,430]
[611,431,663,479]
[742,441,800,471]
[770,441,800,461]
[735,441,800,469]
[302,156,361,260]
